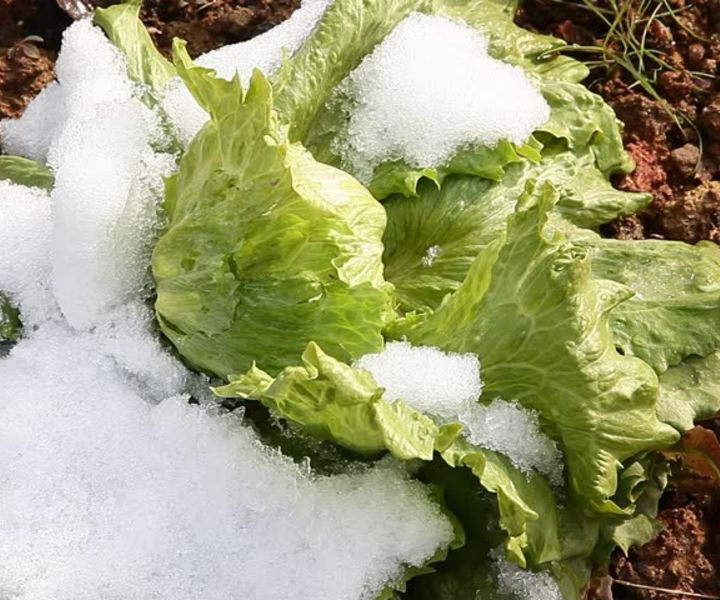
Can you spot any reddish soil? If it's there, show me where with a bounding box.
[611,493,720,599]
[517,0,720,244]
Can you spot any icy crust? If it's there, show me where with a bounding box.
[356,342,563,484]
[0,18,454,600]
[330,13,551,183]
[0,327,453,600]
[493,551,563,600]
[162,0,333,144]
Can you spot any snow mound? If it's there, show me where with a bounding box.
[0,181,55,327]
[330,12,551,182]
[355,340,482,420]
[0,325,453,600]
[0,20,135,163]
[1,20,174,329]
[356,341,563,484]
[162,0,332,144]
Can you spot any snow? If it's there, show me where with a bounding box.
[0,20,170,329]
[0,181,55,327]
[0,326,453,600]
[464,400,564,486]
[162,0,332,144]
[356,341,563,484]
[0,21,135,163]
[421,245,442,267]
[0,18,454,600]
[48,97,173,328]
[330,12,551,183]
[355,340,483,421]
[0,83,66,162]
[494,550,562,600]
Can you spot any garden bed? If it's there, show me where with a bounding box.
[1,1,720,599]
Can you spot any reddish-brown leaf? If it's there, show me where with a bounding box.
[661,426,720,492]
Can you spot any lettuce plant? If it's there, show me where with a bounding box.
[2,0,720,598]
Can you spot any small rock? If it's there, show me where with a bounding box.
[670,143,700,179]
[687,42,706,68]
[700,95,720,141]
[658,69,694,101]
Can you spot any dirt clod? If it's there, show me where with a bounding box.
[611,496,720,599]
[659,180,720,243]
[701,94,720,141]
[0,42,55,120]
[669,143,700,180]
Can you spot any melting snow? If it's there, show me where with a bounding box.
[330,12,551,183]
[356,341,563,484]
[162,0,333,144]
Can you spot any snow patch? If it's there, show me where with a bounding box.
[356,341,563,484]
[330,13,551,182]
[162,0,332,144]
[0,326,453,600]
[494,550,563,600]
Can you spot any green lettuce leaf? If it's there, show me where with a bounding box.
[0,294,21,346]
[0,156,54,190]
[540,146,650,228]
[214,342,461,460]
[596,455,670,557]
[381,153,647,316]
[216,340,598,569]
[581,238,720,374]
[396,182,679,511]
[537,81,634,176]
[152,44,393,377]
[94,0,176,96]
[382,176,514,314]
[657,351,720,432]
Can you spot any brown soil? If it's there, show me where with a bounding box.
[0,0,69,119]
[517,0,720,244]
[140,0,300,59]
[610,493,720,599]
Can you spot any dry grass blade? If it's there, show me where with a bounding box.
[614,580,720,599]
[55,0,109,19]
[532,0,712,138]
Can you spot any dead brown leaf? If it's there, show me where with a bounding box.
[661,426,720,493]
